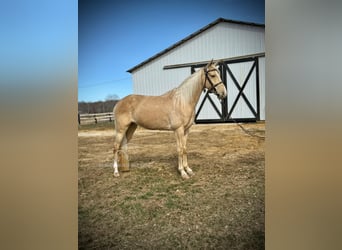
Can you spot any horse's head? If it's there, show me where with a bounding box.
[203,60,227,100]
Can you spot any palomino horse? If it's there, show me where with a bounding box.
[113,60,227,179]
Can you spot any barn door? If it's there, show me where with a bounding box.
[194,57,260,123]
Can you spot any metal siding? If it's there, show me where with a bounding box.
[132,22,265,120]
[258,57,265,120]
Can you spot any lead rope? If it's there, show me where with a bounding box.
[224,114,265,139]
[234,120,265,139]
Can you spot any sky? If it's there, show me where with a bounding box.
[78,0,265,102]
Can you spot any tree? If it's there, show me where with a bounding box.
[78,98,120,114]
[105,94,120,101]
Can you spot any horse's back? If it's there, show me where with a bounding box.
[114,93,173,114]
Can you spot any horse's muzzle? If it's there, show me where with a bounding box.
[217,91,226,101]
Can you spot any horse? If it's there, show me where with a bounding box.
[113,60,227,179]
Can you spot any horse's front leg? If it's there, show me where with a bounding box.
[182,128,194,177]
[174,127,189,179]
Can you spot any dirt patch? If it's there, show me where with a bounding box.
[79,123,265,249]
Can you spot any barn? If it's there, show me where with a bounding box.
[127,18,265,123]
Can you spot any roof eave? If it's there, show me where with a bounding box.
[127,18,265,73]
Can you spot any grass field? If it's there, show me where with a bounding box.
[78,122,265,249]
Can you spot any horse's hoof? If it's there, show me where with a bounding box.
[181,173,190,180]
[186,169,194,176]
[114,172,120,177]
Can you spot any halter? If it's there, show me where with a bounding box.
[204,67,224,94]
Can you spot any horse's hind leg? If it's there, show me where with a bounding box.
[113,130,125,177]
[113,123,137,177]
[126,123,137,143]
[118,123,137,172]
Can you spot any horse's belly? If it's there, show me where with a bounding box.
[133,105,172,130]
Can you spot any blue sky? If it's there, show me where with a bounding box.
[1,0,77,89]
[78,0,264,102]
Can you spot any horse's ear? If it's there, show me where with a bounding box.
[205,59,214,68]
[214,60,221,67]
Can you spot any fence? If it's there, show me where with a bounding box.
[78,112,114,125]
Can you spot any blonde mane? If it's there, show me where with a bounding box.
[175,69,203,105]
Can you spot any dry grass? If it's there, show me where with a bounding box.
[78,123,265,249]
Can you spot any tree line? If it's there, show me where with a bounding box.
[78,100,119,114]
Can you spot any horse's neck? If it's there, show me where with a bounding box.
[176,70,204,108]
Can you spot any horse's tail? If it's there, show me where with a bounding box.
[113,103,119,129]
